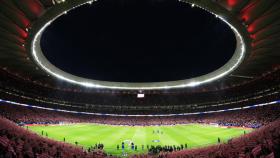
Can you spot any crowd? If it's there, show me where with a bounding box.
[0,111,279,158]
[0,103,279,128]
[0,117,109,158]
[0,102,279,157]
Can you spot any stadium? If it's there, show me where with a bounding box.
[0,0,279,157]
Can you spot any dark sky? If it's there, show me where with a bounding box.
[41,0,236,83]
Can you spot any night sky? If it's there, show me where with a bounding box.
[41,0,236,83]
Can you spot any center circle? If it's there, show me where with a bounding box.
[40,0,236,83]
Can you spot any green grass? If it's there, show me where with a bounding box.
[27,123,252,156]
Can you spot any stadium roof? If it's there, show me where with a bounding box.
[0,0,279,92]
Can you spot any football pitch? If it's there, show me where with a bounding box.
[27,124,252,156]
